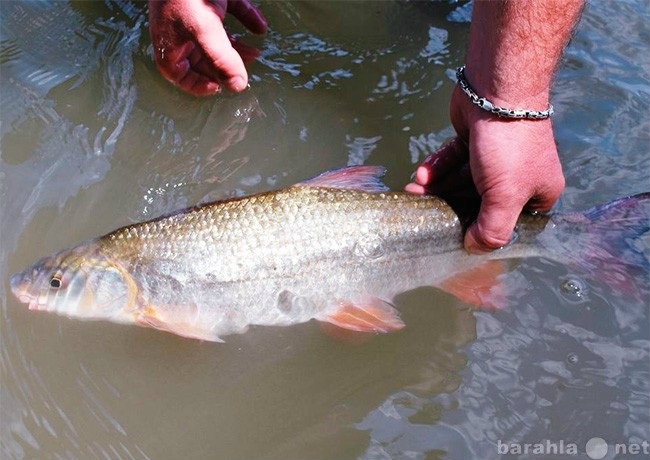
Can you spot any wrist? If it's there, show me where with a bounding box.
[450,84,554,148]
[456,66,553,120]
[461,64,552,115]
[463,0,584,112]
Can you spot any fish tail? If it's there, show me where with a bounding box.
[574,192,649,269]
[552,192,650,300]
[437,193,650,310]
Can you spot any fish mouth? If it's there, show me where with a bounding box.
[10,273,42,311]
[25,298,41,311]
[14,292,41,311]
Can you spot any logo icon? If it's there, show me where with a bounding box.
[585,438,608,460]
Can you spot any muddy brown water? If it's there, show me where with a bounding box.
[1,1,648,459]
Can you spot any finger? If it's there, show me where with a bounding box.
[228,0,268,34]
[406,162,474,197]
[177,68,221,96]
[464,191,528,254]
[153,41,194,84]
[404,182,426,195]
[230,37,261,64]
[190,47,223,82]
[526,174,565,213]
[407,164,474,196]
[194,18,249,92]
[159,46,219,96]
[426,163,475,196]
[406,172,480,227]
[414,137,468,186]
[191,42,257,85]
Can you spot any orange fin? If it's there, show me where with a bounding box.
[322,299,405,333]
[136,304,223,342]
[320,322,377,345]
[437,260,506,310]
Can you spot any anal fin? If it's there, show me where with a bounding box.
[322,298,405,333]
[437,260,506,310]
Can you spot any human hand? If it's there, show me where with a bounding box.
[148,0,267,96]
[406,86,565,253]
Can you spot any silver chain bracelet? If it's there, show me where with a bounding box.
[455,66,554,120]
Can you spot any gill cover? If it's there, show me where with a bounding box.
[10,242,138,323]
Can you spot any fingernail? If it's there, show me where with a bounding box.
[229,76,247,92]
[258,15,268,32]
[415,165,430,185]
[404,183,425,194]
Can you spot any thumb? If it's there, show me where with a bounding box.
[195,18,249,92]
[464,192,526,254]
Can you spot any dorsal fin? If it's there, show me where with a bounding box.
[297,165,389,193]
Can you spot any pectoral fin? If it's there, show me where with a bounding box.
[136,305,223,342]
[321,298,405,333]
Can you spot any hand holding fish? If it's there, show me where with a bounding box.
[407,0,584,253]
[405,87,565,254]
[148,0,267,96]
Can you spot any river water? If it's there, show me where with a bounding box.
[1,1,648,459]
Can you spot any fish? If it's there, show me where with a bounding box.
[9,166,650,342]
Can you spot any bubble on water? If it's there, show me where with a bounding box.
[560,277,588,302]
[565,353,578,365]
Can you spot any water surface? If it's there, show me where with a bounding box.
[1,1,648,459]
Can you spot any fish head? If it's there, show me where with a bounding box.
[10,243,138,323]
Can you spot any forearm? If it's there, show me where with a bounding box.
[465,0,584,110]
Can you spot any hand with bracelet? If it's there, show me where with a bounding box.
[147,0,584,254]
[406,0,585,253]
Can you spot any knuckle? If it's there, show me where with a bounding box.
[483,186,525,210]
[550,175,566,197]
[529,174,565,211]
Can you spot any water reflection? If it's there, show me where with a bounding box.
[1,1,649,459]
[359,261,649,460]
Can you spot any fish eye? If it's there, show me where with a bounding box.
[49,276,62,289]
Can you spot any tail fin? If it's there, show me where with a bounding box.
[433,193,649,311]
[583,192,649,267]
[552,193,649,301]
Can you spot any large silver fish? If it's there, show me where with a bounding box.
[10,166,649,342]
